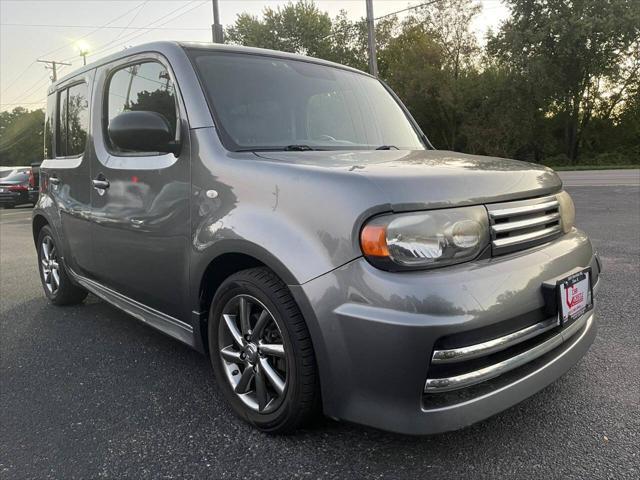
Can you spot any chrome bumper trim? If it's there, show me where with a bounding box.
[431,317,559,364]
[425,310,594,393]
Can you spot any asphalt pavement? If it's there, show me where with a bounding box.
[1,170,639,479]
[558,168,640,186]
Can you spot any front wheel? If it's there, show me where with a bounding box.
[208,267,320,433]
[37,225,88,305]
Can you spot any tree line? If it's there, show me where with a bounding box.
[226,0,639,166]
[1,0,638,167]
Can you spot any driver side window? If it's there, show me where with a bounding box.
[306,90,360,144]
[106,61,178,153]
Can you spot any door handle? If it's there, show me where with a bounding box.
[92,179,110,190]
[49,176,60,185]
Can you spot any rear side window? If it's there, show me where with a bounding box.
[106,61,178,153]
[44,94,55,159]
[56,82,89,157]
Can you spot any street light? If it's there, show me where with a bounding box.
[76,40,90,66]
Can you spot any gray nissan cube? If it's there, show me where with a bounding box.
[32,42,601,435]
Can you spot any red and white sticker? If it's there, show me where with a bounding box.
[558,271,591,323]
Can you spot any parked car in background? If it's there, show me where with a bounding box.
[0,167,14,177]
[0,166,39,208]
[32,42,600,435]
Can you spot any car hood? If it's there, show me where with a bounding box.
[255,149,562,211]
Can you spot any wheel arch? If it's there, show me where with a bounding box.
[32,213,50,246]
[194,241,302,354]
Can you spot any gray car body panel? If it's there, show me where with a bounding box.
[292,229,599,434]
[33,41,599,435]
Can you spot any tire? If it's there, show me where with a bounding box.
[37,225,88,306]
[208,267,320,434]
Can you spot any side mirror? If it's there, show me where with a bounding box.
[108,111,179,155]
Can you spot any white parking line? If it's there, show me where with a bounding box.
[0,211,32,219]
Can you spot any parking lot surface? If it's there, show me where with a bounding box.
[1,172,639,479]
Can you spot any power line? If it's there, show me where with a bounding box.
[37,0,149,60]
[322,0,444,41]
[60,0,204,62]
[5,74,50,106]
[5,64,69,107]
[36,60,72,82]
[4,1,203,108]
[108,0,151,45]
[2,1,148,104]
[375,0,444,20]
[1,23,208,31]
[98,0,208,53]
[0,62,36,97]
[76,0,208,61]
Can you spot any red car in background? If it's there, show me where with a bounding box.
[0,164,39,208]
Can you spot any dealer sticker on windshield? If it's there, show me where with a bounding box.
[557,268,593,325]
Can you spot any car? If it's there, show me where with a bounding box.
[0,166,38,208]
[32,42,601,435]
[0,166,14,177]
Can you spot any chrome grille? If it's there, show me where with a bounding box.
[487,195,562,255]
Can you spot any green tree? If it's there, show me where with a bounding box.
[488,0,640,162]
[226,0,334,58]
[0,107,45,166]
[194,0,640,165]
[379,0,482,150]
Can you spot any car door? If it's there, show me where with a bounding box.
[90,55,190,320]
[39,74,94,276]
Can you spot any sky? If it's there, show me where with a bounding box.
[0,0,510,112]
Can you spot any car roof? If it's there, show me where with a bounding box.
[51,41,370,92]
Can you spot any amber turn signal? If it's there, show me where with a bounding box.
[360,224,390,258]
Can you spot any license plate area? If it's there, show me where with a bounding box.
[542,267,594,326]
[557,268,593,325]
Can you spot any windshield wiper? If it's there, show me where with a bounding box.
[375,145,399,150]
[283,144,316,151]
[235,145,319,152]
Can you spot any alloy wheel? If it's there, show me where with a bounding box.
[40,236,60,295]
[218,294,288,413]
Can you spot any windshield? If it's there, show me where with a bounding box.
[188,50,425,152]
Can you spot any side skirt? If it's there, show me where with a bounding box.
[68,269,195,347]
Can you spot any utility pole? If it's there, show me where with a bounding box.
[36,59,71,82]
[211,0,224,43]
[365,0,378,77]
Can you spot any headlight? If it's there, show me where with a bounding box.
[360,205,490,270]
[557,191,575,233]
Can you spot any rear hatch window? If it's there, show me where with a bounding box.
[0,170,29,183]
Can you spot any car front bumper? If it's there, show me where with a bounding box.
[292,228,600,435]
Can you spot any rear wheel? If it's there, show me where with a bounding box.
[37,226,88,305]
[208,267,320,433]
